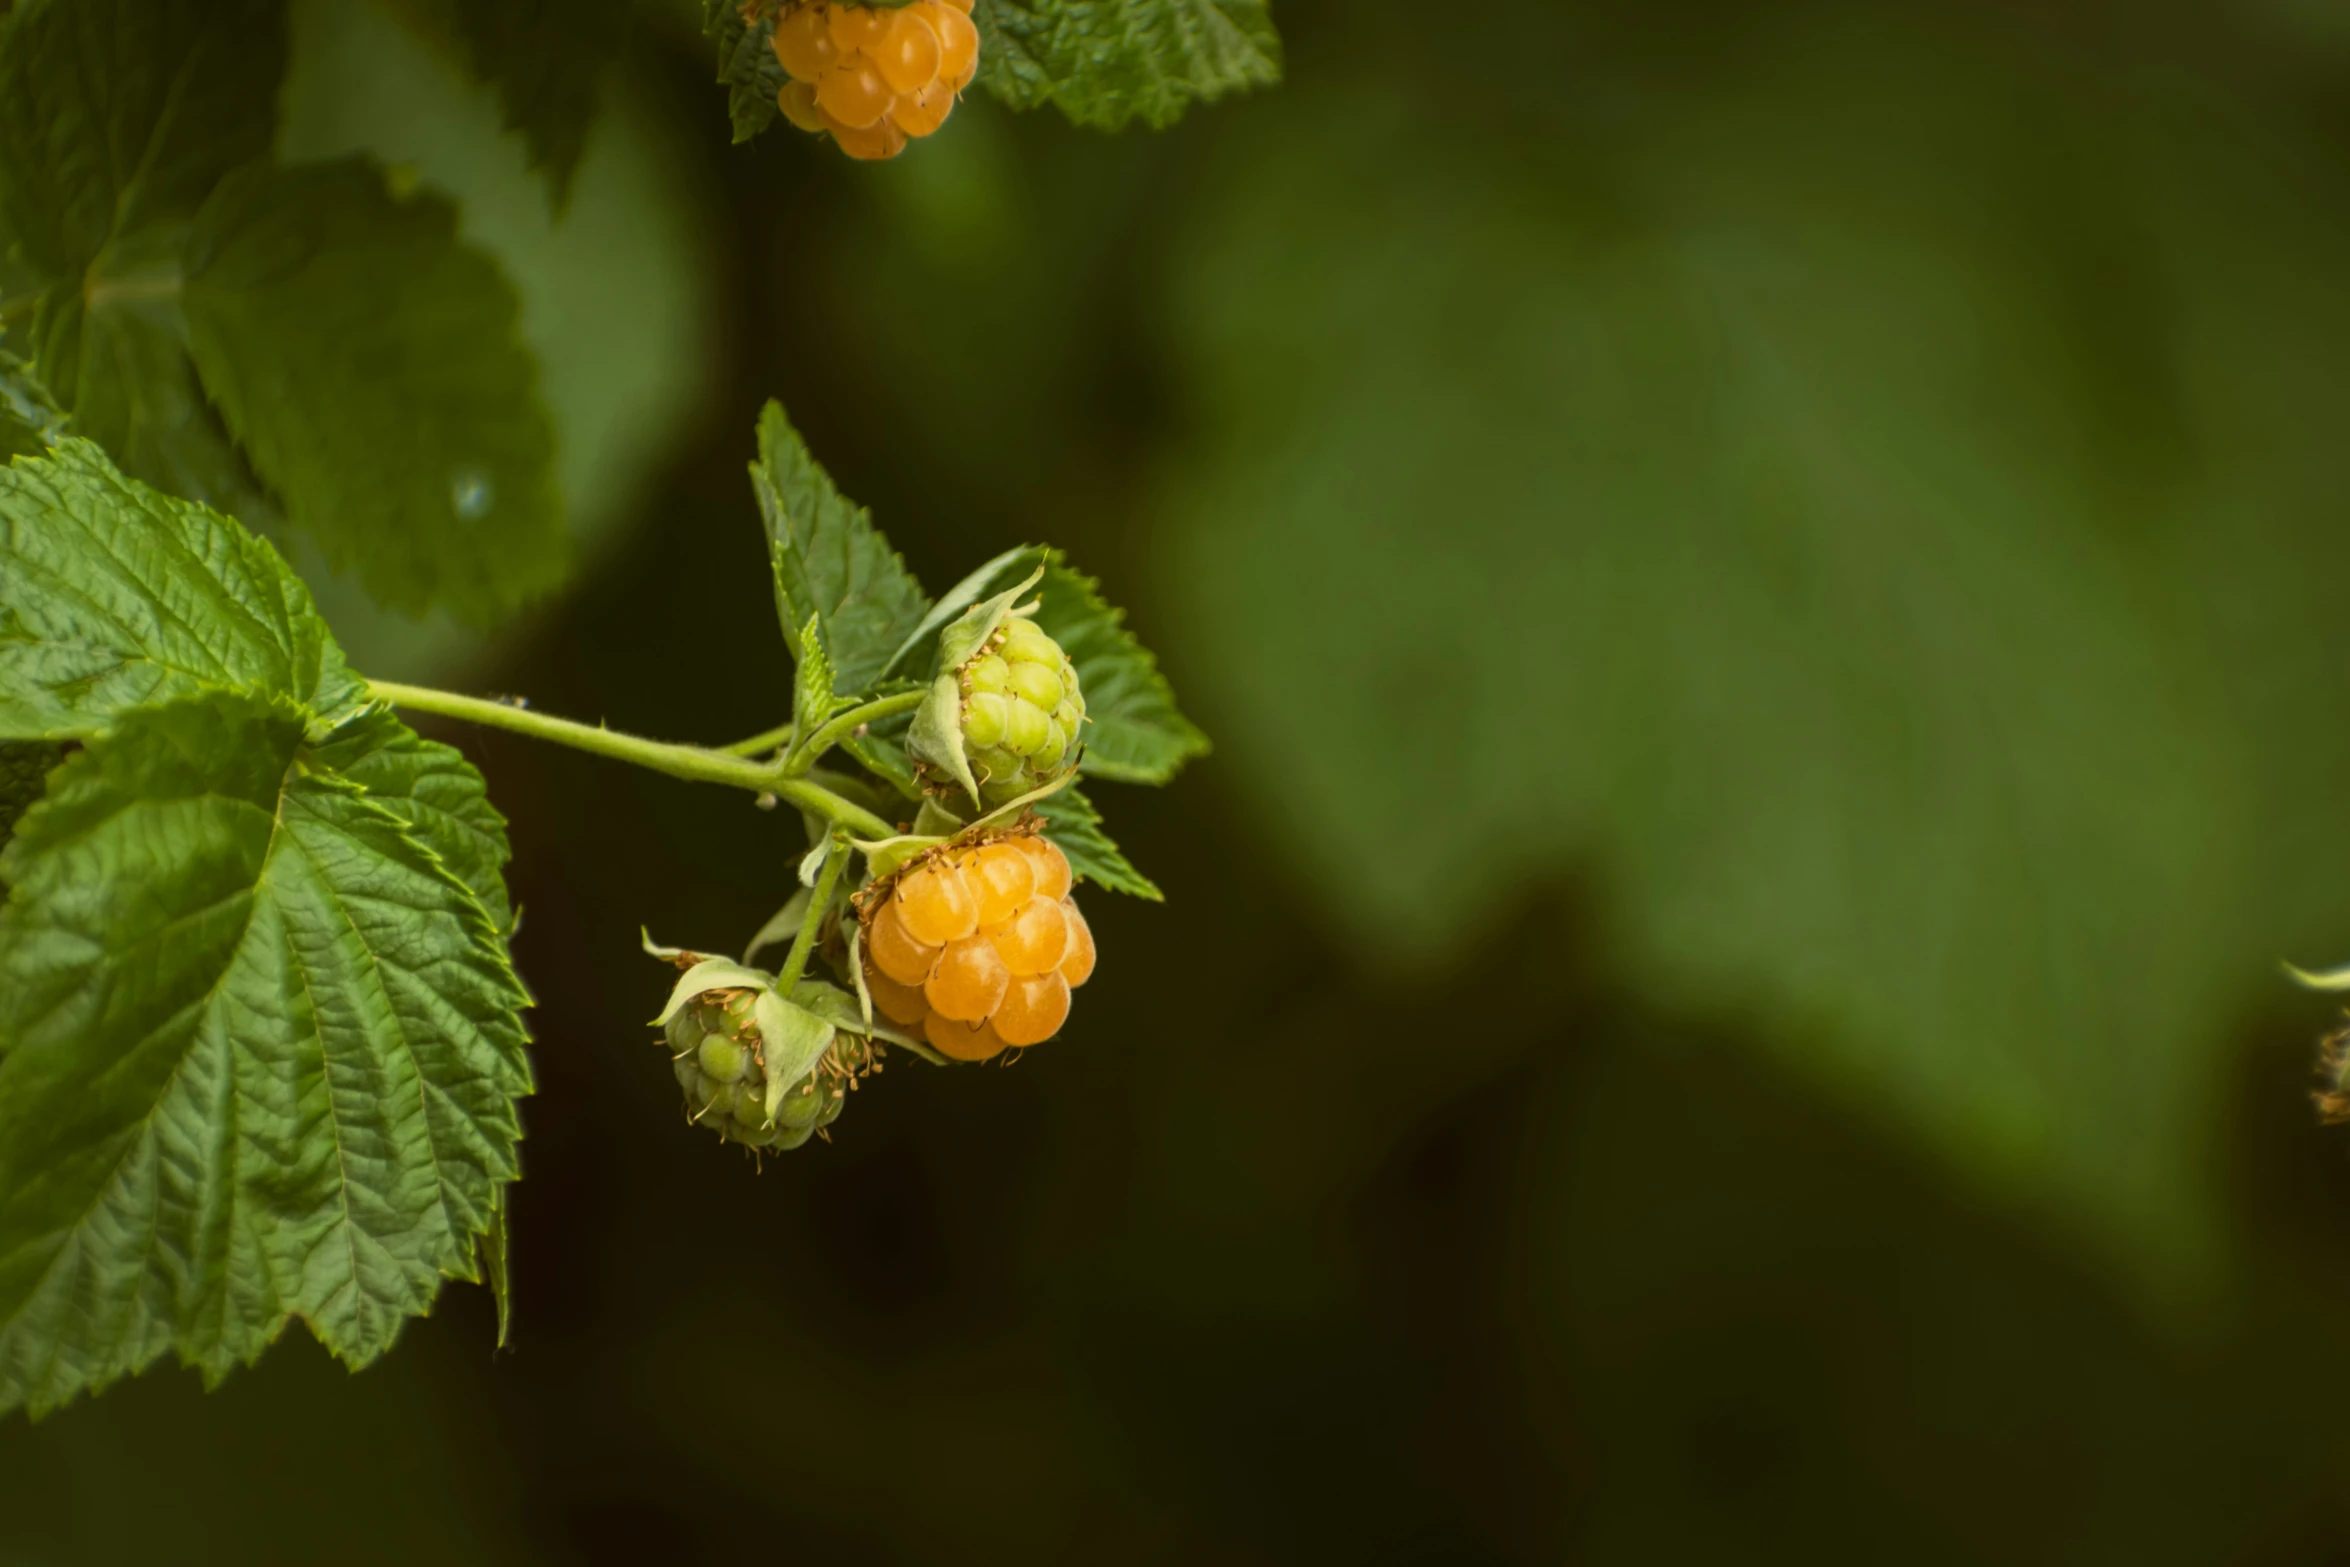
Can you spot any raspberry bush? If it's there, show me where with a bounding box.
[0,0,1259,1418]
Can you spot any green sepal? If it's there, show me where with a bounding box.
[882,546,1033,679]
[651,958,773,1026]
[908,672,979,806]
[2286,961,2350,992]
[754,992,834,1125]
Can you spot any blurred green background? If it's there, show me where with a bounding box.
[14,0,2350,1560]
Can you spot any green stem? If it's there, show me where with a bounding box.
[783,689,927,777]
[364,679,897,841]
[775,836,849,997]
[719,720,798,758]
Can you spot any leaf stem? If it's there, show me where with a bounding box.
[720,721,798,758]
[364,679,897,840]
[783,689,926,777]
[775,835,849,997]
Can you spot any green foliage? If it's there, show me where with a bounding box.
[754,401,933,700]
[0,692,530,1416]
[0,0,563,624]
[700,0,790,144]
[0,438,528,1416]
[975,0,1280,129]
[0,438,365,738]
[182,159,563,622]
[0,739,56,859]
[0,352,61,458]
[1157,54,2350,1272]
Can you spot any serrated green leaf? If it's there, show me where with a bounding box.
[182,157,564,625]
[751,400,934,697]
[1036,783,1160,900]
[792,614,857,746]
[975,0,1280,129]
[314,710,517,934]
[0,437,365,740]
[0,0,281,516]
[477,1179,512,1352]
[1033,554,1208,785]
[0,690,532,1416]
[841,721,922,802]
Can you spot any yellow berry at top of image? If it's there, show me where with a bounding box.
[765,0,981,161]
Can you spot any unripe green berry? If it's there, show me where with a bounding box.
[731,1091,770,1129]
[672,1053,701,1094]
[699,1035,754,1084]
[963,692,1009,749]
[778,1076,826,1128]
[1001,620,1057,664]
[1004,700,1052,758]
[1008,661,1063,711]
[965,654,1012,696]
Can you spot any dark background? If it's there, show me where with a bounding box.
[14,0,2350,1561]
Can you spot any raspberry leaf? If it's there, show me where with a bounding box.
[182,158,564,625]
[974,0,1280,130]
[0,438,366,740]
[751,400,934,698]
[792,614,859,746]
[1031,555,1208,786]
[1035,783,1160,901]
[0,691,532,1417]
[312,711,520,936]
[699,0,788,144]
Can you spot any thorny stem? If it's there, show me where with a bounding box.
[775,835,850,998]
[783,689,926,777]
[364,680,897,841]
[719,720,798,758]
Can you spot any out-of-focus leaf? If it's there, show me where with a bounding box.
[183,158,563,625]
[0,351,58,458]
[434,0,630,210]
[0,691,531,1416]
[975,0,1279,129]
[1157,48,2341,1270]
[0,739,55,861]
[0,0,281,515]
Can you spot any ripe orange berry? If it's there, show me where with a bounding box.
[896,860,979,945]
[992,971,1071,1047]
[926,933,1010,1021]
[986,894,1070,978]
[926,1011,1010,1063]
[772,6,842,81]
[890,78,955,138]
[829,115,910,160]
[965,841,1037,927]
[872,8,942,95]
[816,56,896,130]
[928,5,979,87]
[867,898,940,986]
[1015,834,1073,902]
[1058,897,1095,988]
[778,79,827,133]
[939,0,974,11]
[863,963,932,1026]
[828,3,892,51]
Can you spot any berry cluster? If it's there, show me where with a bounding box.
[862,830,1096,1061]
[770,0,980,161]
[666,985,876,1150]
[956,614,1085,807]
